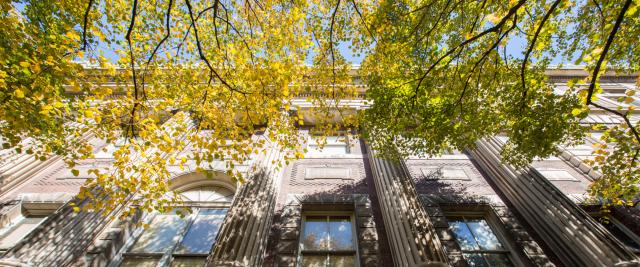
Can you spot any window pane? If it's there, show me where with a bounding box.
[466,219,504,250]
[308,145,347,155]
[0,217,45,250]
[130,214,189,253]
[462,253,488,267]
[120,257,159,267]
[329,216,354,250]
[171,257,206,267]
[449,221,480,250]
[176,209,227,254]
[302,217,330,250]
[301,255,326,267]
[329,255,356,267]
[601,221,640,251]
[484,253,514,267]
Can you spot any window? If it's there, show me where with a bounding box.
[119,186,233,267]
[421,167,470,181]
[0,216,46,254]
[597,217,640,254]
[299,214,358,267]
[306,136,350,155]
[448,216,514,267]
[535,168,578,181]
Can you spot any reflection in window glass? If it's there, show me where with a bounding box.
[448,217,513,267]
[300,214,357,267]
[329,216,354,250]
[598,218,640,251]
[130,214,189,253]
[301,255,327,267]
[123,208,228,267]
[466,219,503,250]
[329,255,355,266]
[176,209,227,253]
[171,257,206,267]
[120,185,233,267]
[120,257,160,267]
[303,216,330,250]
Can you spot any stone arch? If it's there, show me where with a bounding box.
[168,170,238,194]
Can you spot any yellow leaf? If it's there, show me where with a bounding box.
[14,89,25,98]
[72,207,81,213]
[40,105,53,115]
[486,14,501,24]
[571,108,582,117]
[19,61,30,68]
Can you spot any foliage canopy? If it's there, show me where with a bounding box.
[1,0,639,215]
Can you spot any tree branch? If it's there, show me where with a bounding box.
[329,0,341,86]
[142,0,173,100]
[81,0,94,51]
[585,0,639,144]
[184,0,246,94]
[520,0,561,110]
[126,0,139,137]
[414,0,526,95]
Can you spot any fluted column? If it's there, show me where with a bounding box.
[366,147,448,267]
[206,138,283,267]
[469,137,640,266]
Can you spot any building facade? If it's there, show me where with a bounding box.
[1,69,640,267]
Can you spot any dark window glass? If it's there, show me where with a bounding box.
[600,220,640,251]
[449,217,514,267]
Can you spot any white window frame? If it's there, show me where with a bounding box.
[0,215,47,254]
[117,204,230,267]
[305,135,351,156]
[297,211,360,267]
[445,210,524,267]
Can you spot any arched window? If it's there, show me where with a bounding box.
[116,184,234,267]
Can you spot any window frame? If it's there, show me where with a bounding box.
[305,134,351,156]
[445,209,524,267]
[297,211,360,267]
[114,188,232,267]
[119,204,230,266]
[592,215,640,254]
[0,215,47,254]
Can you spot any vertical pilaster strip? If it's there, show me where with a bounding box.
[367,148,448,266]
[469,137,640,266]
[206,138,283,267]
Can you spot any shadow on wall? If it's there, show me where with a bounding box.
[262,155,394,267]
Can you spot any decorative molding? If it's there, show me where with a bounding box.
[304,167,351,180]
[289,160,365,187]
[274,193,382,267]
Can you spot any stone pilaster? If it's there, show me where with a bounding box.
[366,148,448,266]
[469,137,640,266]
[206,138,283,267]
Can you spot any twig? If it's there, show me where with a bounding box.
[414,0,527,95]
[184,0,246,94]
[520,0,561,110]
[585,0,639,144]
[81,0,94,51]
